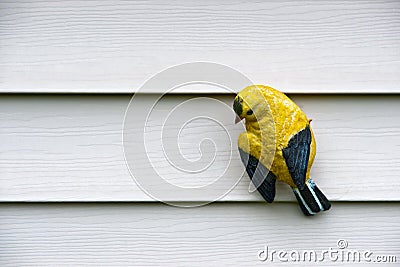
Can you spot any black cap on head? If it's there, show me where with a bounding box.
[233,97,243,116]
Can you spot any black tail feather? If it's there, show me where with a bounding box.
[293,179,331,216]
[293,191,314,216]
[313,183,332,211]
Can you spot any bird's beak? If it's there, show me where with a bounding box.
[235,115,243,124]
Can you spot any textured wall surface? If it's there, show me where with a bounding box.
[1,203,399,266]
[1,0,399,93]
[0,1,399,266]
[1,94,400,202]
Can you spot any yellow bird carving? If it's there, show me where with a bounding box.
[233,85,331,215]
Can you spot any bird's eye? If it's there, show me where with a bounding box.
[246,109,253,115]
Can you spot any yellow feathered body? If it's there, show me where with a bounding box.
[234,84,330,215]
[237,85,315,187]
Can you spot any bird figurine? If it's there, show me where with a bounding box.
[233,85,331,215]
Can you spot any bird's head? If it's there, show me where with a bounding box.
[233,85,269,124]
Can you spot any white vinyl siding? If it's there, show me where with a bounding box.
[1,94,399,202]
[0,0,399,93]
[0,1,399,266]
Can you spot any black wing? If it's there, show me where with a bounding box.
[282,126,312,190]
[239,148,276,203]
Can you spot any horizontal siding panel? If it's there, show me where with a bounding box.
[0,203,399,266]
[0,0,399,93]
[0,94,399,202]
